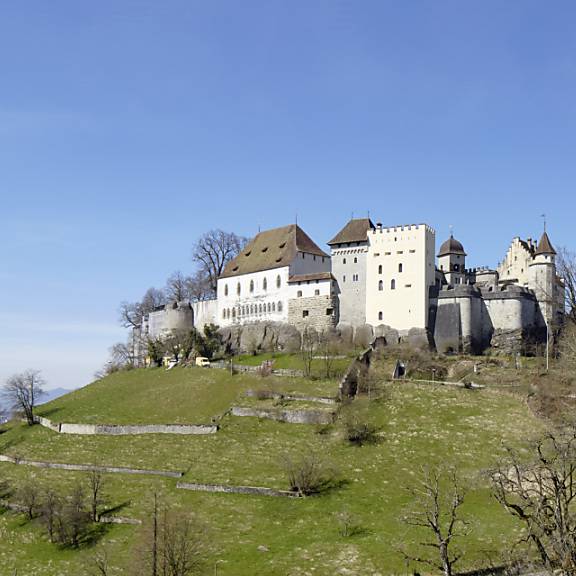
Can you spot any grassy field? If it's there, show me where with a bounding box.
[0,357,547,575]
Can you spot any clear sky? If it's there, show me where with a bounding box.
[1,1,575,390]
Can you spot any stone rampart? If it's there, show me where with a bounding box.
[0,454,183,478]
[33,416,217,436]
[231,406,335,425]
[244,390,337,405]
[177,481,301,498]
[287,295,338,331]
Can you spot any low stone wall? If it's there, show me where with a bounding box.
[231,406,335,425]
[245,390,337,405]
[0,454,183,478]
[177,481,301,498]
[33,416,217,436]
[211,361,303,377]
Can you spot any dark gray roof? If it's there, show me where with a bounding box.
[535,231,556,256]
[220,225,328,279]
[288,272,334,283]
[438,235,467,257]
[328,218,375,246]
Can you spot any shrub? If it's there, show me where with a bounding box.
[282,452,338,496]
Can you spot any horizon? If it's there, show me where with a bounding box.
[1,1,575,390]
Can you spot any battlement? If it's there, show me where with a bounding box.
[369,223,435,235]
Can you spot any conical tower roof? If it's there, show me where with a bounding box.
[534,231,556,256]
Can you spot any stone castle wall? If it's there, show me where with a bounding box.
[287,294,338,332]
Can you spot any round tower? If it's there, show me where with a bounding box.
[529,231,557,326]
[437,235,467,286]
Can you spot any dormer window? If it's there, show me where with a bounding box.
[245,251,251,257]
[261,247,268,252]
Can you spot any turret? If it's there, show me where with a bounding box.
[437,235,467,286]
[529,231,557,326]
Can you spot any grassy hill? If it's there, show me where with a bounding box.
[0,357,547,575]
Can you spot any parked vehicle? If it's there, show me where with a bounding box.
[195,356,210,367]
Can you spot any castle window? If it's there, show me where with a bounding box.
[276,275,281,288]
[259,304,263,314]
[315,289,320,296]
[343,275,346,283]
[409,249,416,253]
[302,253,305,259]
[343,258,347,264]
[391,279,396,290]
[399,263,403,273]
[222,309,226,319]
[378,280,383,291]
[237,283,241,296]
[326,308,333,315]
[302,310,309,318]
[224,284,229,296]
[354,257,357,264]
[405,284,412,288]
[272,302,276,312]
[313,255,316,261]
[250,280,254,293]
[232,308,236,318]
[278,301,283,312]
[378,311,383,321]
[378,265,382,274]
[263,278,267,291]
[297,290,303,297]
[267,302,272,312]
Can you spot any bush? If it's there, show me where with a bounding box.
[341,402,381,446]
[282,452,338,496]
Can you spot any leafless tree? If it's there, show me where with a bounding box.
[300,328,317,378]
[282,451,337,496]
[401,467,468,576]
[119,287,166,329]
[86,551,112,576]
[165,271,193,302]
[318,330,337,379]
[558,247,576,324]
[17,481,40,520]
[186,270,213,302]
[491,429,576,574]
[192,230,248,295]
[3,369,45,425]
[135,494,206,576]
[87,469,106,522]
[40,488,62,543]
[56,484,91,548]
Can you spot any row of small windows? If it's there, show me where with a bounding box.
[222,301,283,319]
[297,289,321,297]
[342,274,361,283]
[224,275,282,297]
[378,263,403,274]
[342,257,358,264]
[379,279,396,290]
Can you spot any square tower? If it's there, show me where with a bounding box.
[365,223,436,331]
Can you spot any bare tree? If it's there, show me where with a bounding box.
[165,271,193,302]
[17,481,40,520]
[40,488,62,543]
[119,287,166,329]
[401,467,468,576]
[192,230,248,295]
[186,270,213,302]
[300,328,317,378]
[86,551,112,576]
[3,369,45,425]
[57,484,91,548]
[135,495,206,576]
[88,469,106,522]
[491,429,576,573]
[558,247,576,324]
[282,451,337,496]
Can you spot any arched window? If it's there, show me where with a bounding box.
[222,309,226,319]
[378,311,383,321]
[232,308,236,318]
[391,279,396,290]
[272,302,276,312]
[250,304,254,314]
[267,303,271,312]
[237,283,241,295]
[250,280,254,293]
[241,306,245,316]
[378,280,383,291]
[259,304,263,314]
[378,265,382,274]
[278,301,283,312]
[297,290,303,297]
[276,275,281,288]
[398,263,403,273]
[263,278,267,291]
[224,284,228,296]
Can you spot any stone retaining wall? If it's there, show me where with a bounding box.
[245,390,337,405]
[231,406,335,425]
[211,361,303,377]
[33,416,217,436]
[177,481,301,498]
[0,454,183,478]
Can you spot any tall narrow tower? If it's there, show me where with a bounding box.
[437,235,467,286]
[529,231,557,326]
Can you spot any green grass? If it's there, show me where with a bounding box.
[35,366,339,425]
[0,359,546,575]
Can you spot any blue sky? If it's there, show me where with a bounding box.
[1,1,575,389]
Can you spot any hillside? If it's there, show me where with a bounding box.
[0,357,547,575]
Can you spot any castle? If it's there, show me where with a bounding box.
[139,219,565,355]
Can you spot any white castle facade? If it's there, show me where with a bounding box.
[141,218,565,355]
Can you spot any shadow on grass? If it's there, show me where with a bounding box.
[35,407,62,419]
[100,500,131,517]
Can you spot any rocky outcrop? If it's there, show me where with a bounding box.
[219,322,302,354]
